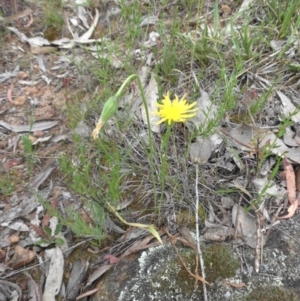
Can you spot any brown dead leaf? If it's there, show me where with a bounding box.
[277,160,299,219]
[0,249,6,261]
[31,46,58,54]
[33,130,45,138]
[17,71,28,80]
[3,158,24,170]
[7,83,14,103]
[9,235,20,244]
[29,223,48,239]
[284,159,296,204]
[34,105,55,119]
[103,254,119,264]
[8,246,36,269]
[86,265,113,287]
[0,141,8,149]
[122,230,165,258]
[23,86,39,96]
[14,95,27,106]
[222,280,247,289]
[76,288,99,300]
[221,5,231,14]
[278,199,299,219]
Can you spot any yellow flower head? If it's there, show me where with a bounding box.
[155,91,198,125]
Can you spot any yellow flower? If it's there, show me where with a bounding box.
[155,91,198,125]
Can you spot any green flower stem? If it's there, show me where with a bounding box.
[123,75,157,208]
[159,124,172,213]
[95,74,157,207]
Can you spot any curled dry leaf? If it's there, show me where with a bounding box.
[76,288,99,300]
[222,280,247,289]
[7,83,14,103]
[14,96,27,106]
[284,159,296,204]
[278,199,299,219]
[277,159,299,219]
[103,254,119,264]
[8,246,36,269]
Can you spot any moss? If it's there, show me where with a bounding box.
[176,205,206,227]
[245,285,299,301]
[203,243,239,282]
[150,243,239,295]
[152,248,197,295]
[228,110,252,124]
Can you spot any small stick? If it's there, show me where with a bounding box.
[195,164,208,301]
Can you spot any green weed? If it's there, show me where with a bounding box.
[34,223,65,247]
[42,0,64,30]
[0,170,15,196]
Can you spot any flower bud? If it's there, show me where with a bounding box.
[91,94,119,139]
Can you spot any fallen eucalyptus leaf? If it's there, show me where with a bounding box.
[0,65,20,83]
[66,259,89,300]
[29,161,57,190]
[232,204,267,248]
[188,89,217,131]
[42,247,64,301]
[86,265,113,287]
[190,137,213,164]
[0,120,58,133]
[277,91,300,122]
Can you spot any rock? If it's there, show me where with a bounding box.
[91,218,300,301]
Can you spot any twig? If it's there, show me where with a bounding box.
[164,228,211,286]
[195,164,208,301]
[254,214,261,273]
